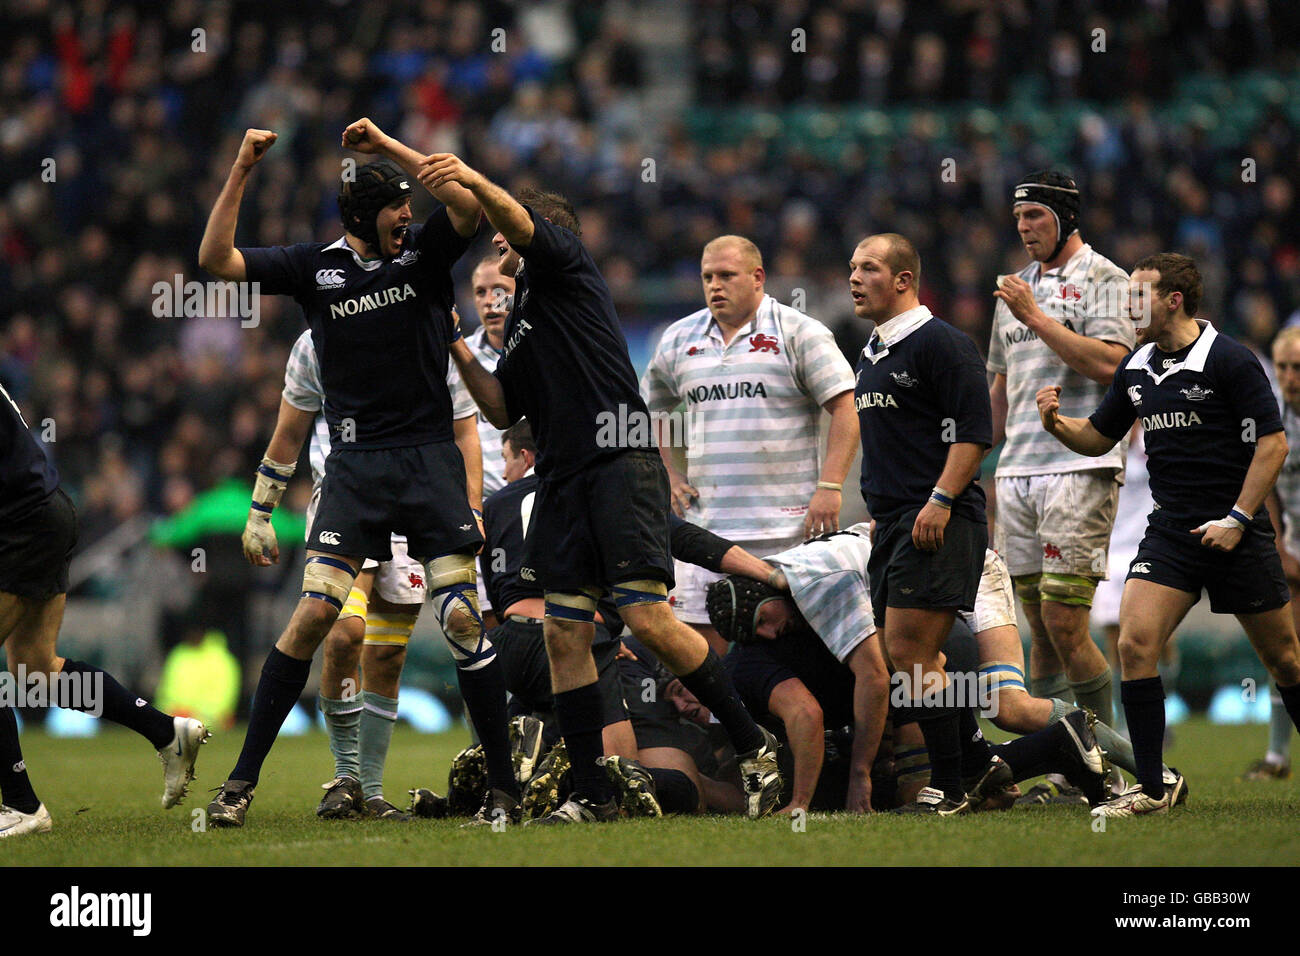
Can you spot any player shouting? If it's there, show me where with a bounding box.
[197,121,517,828]
[1038,253,1300,817]
[419,151,784,822]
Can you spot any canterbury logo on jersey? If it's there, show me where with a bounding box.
[520,567,536,581]
[328,283,417,319]
[1130,562,1152,573]
[1127,385,1143,406]
[684,381,769,403]
[855,392,899,410]
[1142,411,1202,431]
[316,269,345,289]
[318,531,341,545]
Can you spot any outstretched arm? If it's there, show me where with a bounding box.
[341,118,481,237]
[418,154,534,249]
[198,128,277,280]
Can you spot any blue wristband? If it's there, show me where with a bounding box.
[1228,507,1251,527]
[929,488,954,508]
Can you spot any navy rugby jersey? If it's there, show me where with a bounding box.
[1089,320,1282,529]
[0,379,59,518]
[493,207,650,479]
[853,306,992,525]
[239,206,473,448]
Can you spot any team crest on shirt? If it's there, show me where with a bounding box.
[1179,385,1213,401]
[1059,283,1083,301]
[890,370,918,388]
[749,333,780,354]
[394,248,420,266]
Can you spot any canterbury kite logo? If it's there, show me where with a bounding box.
[318,531,341,545]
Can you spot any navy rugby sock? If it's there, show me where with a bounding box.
[990,723,1068,781]
[554,682,613,804]
[958,706,993,779]
[456,661,518,799]
[1277,681,1300,743]
[647,767,699,814]
[59,659,175,749]
[1121,676,1166,798]
[0,703,41,814]
[677,651,765,755]
[230,647,310,786]
[913,706,962,801]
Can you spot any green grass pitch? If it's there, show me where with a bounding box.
[4,718,1298,866]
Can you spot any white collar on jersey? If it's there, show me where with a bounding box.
[323,236,385,271]
[860,305,932,364]
[1125,319,1217,384]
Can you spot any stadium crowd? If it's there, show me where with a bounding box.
[0,0,1297,586]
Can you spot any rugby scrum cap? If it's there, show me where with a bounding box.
[706,576,785,646]
[339,159,412,250]
[1012,170,1080,261]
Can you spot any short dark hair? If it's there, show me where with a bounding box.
[503,418,536,457]
[516,187,580,235]
[864,233,922,289]
[1133,253,1202,317]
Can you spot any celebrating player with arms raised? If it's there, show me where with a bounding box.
[1039,253,1300,817]
[419,152,784,822]
[196,121,518,828]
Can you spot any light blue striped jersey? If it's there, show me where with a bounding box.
[767,522,876,662]
[641,294,854,541]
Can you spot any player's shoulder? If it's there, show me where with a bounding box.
[1079,246,1129,284]
[1204,325,1263,372]
[654,309,714,350]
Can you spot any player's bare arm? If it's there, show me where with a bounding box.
[766,678,824,814]
[805,390,858,538]
[990,372,1009,448]
[844,634,889,813]
[913,441,985,552]
[449,344,511,430]
[241,397,312,568]
[717,544,784,590]
[994,275,1128,384]
[1035,384,1119,457]
[418,154,534,249]
[198,128,277,280]
[341,118,481,237]
[452,412,484,515]
[653,418,698,515]
[1193,430,1288,552]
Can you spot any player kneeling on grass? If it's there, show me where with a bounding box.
[1037,253,1300,818]
[0,385,206,839]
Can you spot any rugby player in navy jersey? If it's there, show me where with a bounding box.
[0,382,208,838]
[1038,253,1300,817]
[196,122,520,827]
[849,233,994,815]
[418,152,783,822]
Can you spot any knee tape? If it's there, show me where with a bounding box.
[340,586,369,621]
[1013,573,1042,606]
[1040,572,1097,607]
[433,583,491,670]
[544,588,601,623]
[609,578,668,608]
[303,555,357,611]
[424,553,477,592]
[363,611,418,647]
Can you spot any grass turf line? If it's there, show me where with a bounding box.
[2,719,1297,866]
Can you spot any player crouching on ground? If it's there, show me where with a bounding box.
[1038,253,1300,817]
